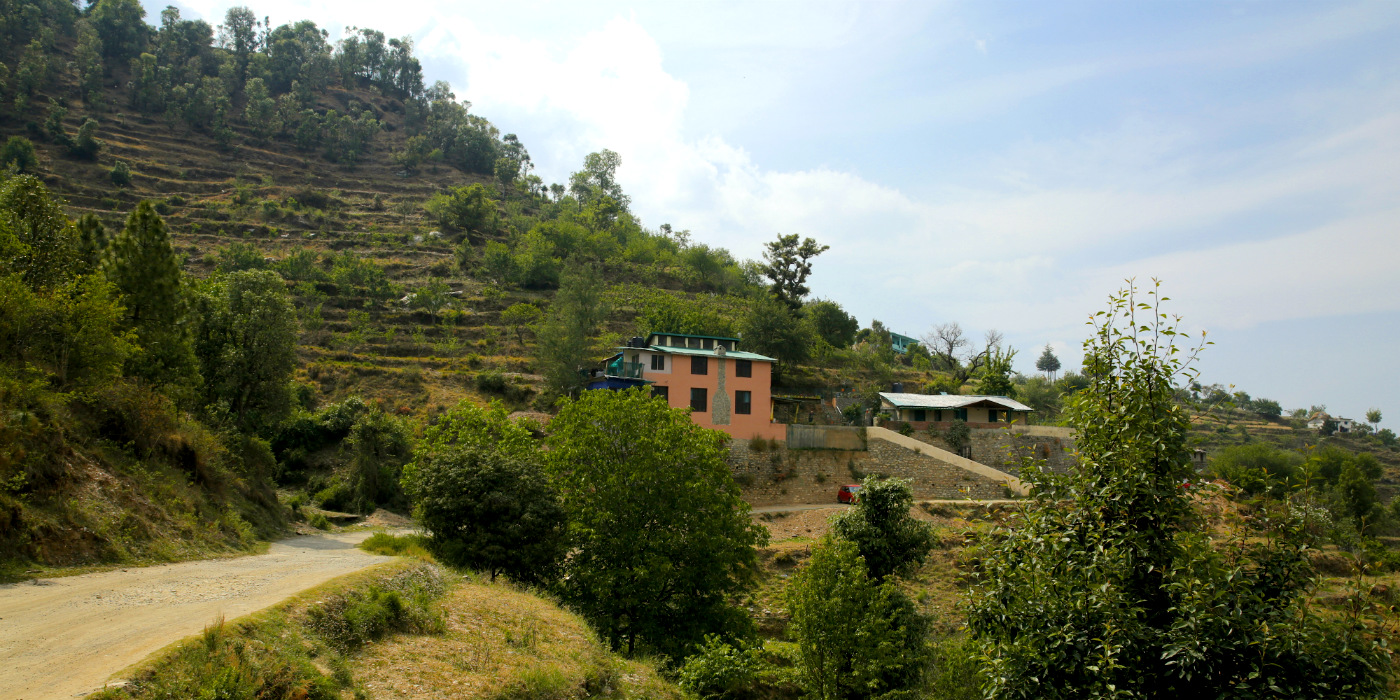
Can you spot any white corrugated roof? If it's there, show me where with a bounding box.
[878,392,1033,412]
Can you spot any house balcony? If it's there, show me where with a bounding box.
[606,361,645,379]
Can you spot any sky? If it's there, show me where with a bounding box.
[154,0,1400,427]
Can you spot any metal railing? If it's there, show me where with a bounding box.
[606,361,645,379]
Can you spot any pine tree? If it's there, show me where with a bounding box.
[102,201,199,389]
[1034,343,1061,381]
[75,213,107,273]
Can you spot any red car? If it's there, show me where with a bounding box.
[837,484,863,504]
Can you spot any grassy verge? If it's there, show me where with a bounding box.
[90,535,685,699]
[89,559,451,699]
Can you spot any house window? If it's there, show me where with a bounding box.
[690,388,708,412]
[652,385,669,403]
[933,410,943,422]
[735,390,752,415]
[987,410,999,423]
[954,408,968,421]
[735,360,752,378]
[651,354,665,371]
[913,409,926,422]
[691,356,708,375]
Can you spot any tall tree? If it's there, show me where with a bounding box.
[975,345,1018,398]
[102,202,197,391]
[740,291,813,368]
[830,477,937,581]
[805,298,859,349]
[89,0,150,64]
[967,282,1390,699]
[0,175,79,289]
[545,387,766,659]
[786,537,930,700]
[1035,343,1061,381]
[567,149,628,210]
[921,322,1004,386]
[533,264,607,400]
[216,6,260,84]
[1366,408,1382,430]
[75,213,107,273]
[191,270,298,432]
[758,233,828,310]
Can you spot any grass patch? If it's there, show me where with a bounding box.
[359,531,431,559]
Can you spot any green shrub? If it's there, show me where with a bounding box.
[110,160,132,187]
[1,136,38,172]
[1208,443,1303,496]
[927,634,982,700]
[303,565,447,651]
[359,532,431,558]
[896,421,914,437]
[308,512,331,530]
[678,635,763,700]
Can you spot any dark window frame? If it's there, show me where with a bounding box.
[735,359,752,377]
[690,387,708,412]
[691,356,708,375]
[913,409,926,422]
[652,385,669,402]
[735,390,752,415]
[651,354,665,371]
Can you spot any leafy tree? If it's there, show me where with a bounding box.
[758,233,828,310]
[533,264,607,400]
[678,635,766,700]
[411,446,566,585]
[0,175,78,289]
[805,298,858,348]
[0,272,133,389]
[1034,343,1060,380]
[346,408,411,513]
[425,183,497,234]
[103,201,198,387]
[1209,442,1304,497]
[191,270,298,433]
[74,19,105,104]
[109,160,132,187]
[407,278,451,322]
[939,419,971,455]
[634,290,737,339]
[568,149,628,209]
[89,0,150,64]
[68,118,102,160]
[739,292,813,368]
[242,77,277,140]
[500,302,541,345]
[967,282,1391,699]
[545,387,766,658]
[786,536,930,700]
[975,346,1018,398]
[216,7,260,83]
[1253,397,1283,418]
[1366,408,1382,429]
[831,477,937,581]
[1,136,39,173]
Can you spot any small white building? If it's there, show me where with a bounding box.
[878,392,1033,428]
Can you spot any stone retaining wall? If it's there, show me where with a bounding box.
[730,437,1013,507]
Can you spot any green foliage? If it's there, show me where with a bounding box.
[103,201,199,389]
[500,302,542,344]
[1253,397,1283,418]
[967,282,1391,699]
[0,174,79,289]
[545,387,766,658]
[411,447,566,585]
[805,299,859,349]
[191,270,298,433]
[69,118,102,159]
[90,0,150,63]
[212,242,268,273]
[0,272,134,388]
[678,635,765,700]
[1209,442,1304,497]
[1,136,38,173]
[75,213,108,273]
[831,477,937,581]
[938,419,970,454]
[359,532,431,558]
[568,149,629,209]
[345,408,410,513]
[533,265,607,400]
[974,345,1017,398]
[739,292,813,368]
[426,182,498,233]
[109,159,132,187]
[403,399,535,493]
[786,537,930,700]
[634,289,737,338]
[926,635,982,700]
[242,77,277,140]
[758,233,828,310]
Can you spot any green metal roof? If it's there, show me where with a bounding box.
[615,345,776,362]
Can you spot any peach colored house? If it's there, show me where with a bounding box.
[595,332,786,442]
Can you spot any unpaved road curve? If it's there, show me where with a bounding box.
[0,531,392,700]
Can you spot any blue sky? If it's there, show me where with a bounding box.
[161,0,1400,427]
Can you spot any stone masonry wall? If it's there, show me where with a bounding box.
[730,438,1012,507]
[906,427,1078,476]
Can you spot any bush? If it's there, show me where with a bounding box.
[1,136,39,172]
[679,636,763,700]
[927,634,982,700]
[359,532,431,558]
[831,477,937,581]
[1209,443,1303,497]
[307,512,331,530]
[109,160,132,187]
[303,565,447,652]
[896,421,914,437]
[941,419,971,454]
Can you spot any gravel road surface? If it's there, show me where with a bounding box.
[0,530,391,699]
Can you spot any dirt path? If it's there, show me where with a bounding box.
[0,530,392,700]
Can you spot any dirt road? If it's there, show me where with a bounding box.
[0,530,392,700]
